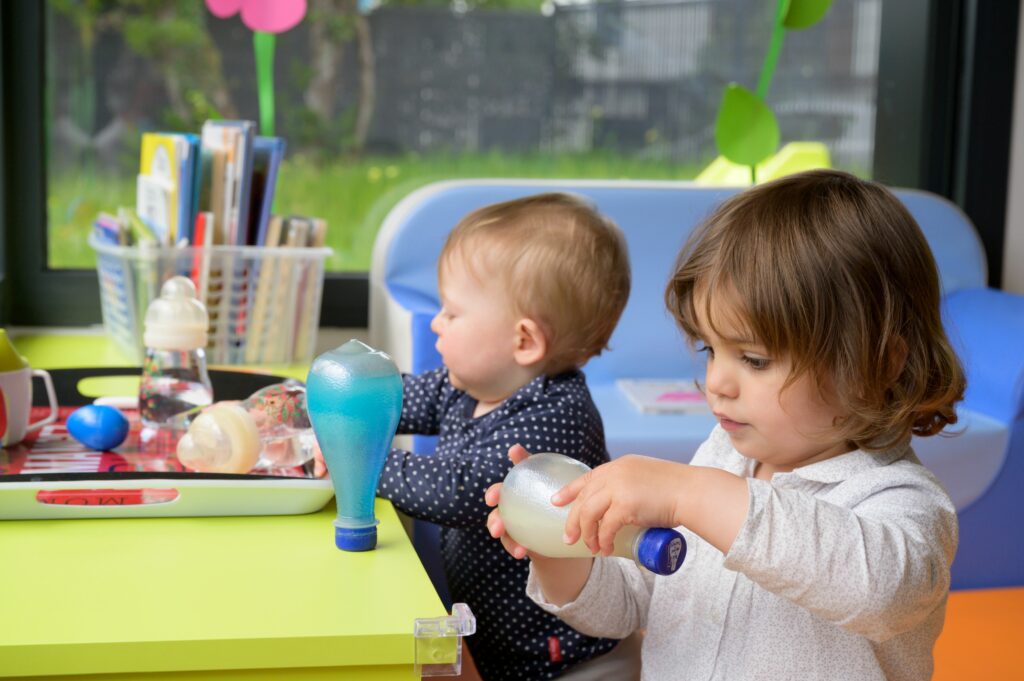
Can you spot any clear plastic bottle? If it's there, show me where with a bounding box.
[139,276,214,430]
[176,381,317,474]
[499,452,687,576]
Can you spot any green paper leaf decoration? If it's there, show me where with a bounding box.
[783,0,832,30]
[714,83,780,166]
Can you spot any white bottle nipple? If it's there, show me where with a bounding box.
[176,404,260,474]
[143,276,209,351]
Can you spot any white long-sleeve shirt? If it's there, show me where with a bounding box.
[527,426,958,680]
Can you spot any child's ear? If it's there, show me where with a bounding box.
[513,318,548,367]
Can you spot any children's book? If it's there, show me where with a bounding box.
[197,145,216,240]
[245,215,284,364]
[178,133,200,244]
[138,133,179,245]
[205,138,229,245]
[190,211,215,311]
[92,212,124,246]
[138,132,200,245]
[115,207,159,345]
[136,173,173,246]
[240,137,286,362]
[199,120,255,246]
[118,206,157,248]
[247,136,286,247]
[198,120,253,362]
[266,218,310,362]
[201,141,230,361]
[292,218,328,362]
[91,215,134,343]
[616,379,709,413]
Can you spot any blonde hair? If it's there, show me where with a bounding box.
[441,192,630,372]
[666,170,966,451]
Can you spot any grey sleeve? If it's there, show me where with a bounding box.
[525,556,656,639]
[723,473,958,642]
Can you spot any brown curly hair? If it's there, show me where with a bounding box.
[666,170,966,451]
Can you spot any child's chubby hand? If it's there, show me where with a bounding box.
[312,443,327,478]
[484,444,533,560]
[555,454,688,557]
[488,445,600,606]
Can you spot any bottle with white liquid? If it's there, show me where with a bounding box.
[499,452,686,576]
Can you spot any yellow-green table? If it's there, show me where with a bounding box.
[0,333,449,679]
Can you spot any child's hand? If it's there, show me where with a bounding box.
[554,455,688,557]
[489,445,601,606]
[312,442,328,478]
[484,444,532,559]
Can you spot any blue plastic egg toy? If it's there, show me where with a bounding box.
[67,404,130,451]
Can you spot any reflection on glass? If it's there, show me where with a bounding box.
[46,0,881,272]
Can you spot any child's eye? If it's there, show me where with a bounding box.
[696,343,714,358]
[742,355,770,370]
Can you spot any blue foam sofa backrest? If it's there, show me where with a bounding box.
[381,180,988,383]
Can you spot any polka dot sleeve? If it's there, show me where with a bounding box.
[378,371,609,530]
[396,368,452,436]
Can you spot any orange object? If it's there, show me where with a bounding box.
[934,587,1024,680]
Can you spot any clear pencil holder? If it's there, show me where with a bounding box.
[89,234,333,366]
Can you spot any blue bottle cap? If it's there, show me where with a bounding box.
[335,525,378,552]
[636,528,687,576]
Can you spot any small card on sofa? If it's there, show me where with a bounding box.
[616,379,709,414]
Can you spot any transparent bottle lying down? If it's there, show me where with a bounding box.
[175,381,317,474]
[498,452,687,576]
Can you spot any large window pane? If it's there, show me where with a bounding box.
[46,0,882,273]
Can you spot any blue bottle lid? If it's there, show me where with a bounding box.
[635,528,687,576]
[335,524,378,552]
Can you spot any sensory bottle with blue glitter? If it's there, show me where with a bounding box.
[306,340,402,551]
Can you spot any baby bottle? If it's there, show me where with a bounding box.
[499,452,687,576]
[306,340,403,551]
[175,381,316,474]
[139,276,213,429]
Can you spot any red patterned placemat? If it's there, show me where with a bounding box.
[1,406,309,479]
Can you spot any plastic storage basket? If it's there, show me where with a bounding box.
[89,234,332,365]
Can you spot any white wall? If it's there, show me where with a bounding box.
[1002,7,1024,294]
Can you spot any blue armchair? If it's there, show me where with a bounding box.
[370,179,1024,591]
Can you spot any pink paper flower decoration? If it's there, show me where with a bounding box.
[206,0,307,34]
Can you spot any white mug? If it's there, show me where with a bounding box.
[0,367,58,447]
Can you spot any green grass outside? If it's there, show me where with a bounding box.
[48,151,703,271]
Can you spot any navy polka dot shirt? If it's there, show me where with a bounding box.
[377,367,619,680]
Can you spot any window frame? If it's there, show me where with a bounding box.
[872,0,1019,286]
[0,0,367,327]
[0,1,6,321]
[1,0,1016,326]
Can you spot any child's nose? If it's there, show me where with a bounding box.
[430,311,443,334]
[705,359,738,399]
